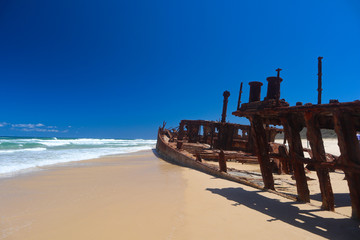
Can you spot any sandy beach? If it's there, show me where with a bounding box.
[2,1,360,239]
[1,149,359,239]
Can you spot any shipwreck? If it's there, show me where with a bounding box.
[156,57,360,220]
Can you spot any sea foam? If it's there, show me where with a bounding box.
[0,137,156,175]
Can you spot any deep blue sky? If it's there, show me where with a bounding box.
[0,0,359,139]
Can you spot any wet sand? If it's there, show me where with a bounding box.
[1,150,359,239]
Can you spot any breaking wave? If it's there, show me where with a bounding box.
[0,137,156,175]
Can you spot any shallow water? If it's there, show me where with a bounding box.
[0,137,156,175]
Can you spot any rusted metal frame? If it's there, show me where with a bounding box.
[268,153,285,159]
[219,123,236,150]
[200,151,257,159]
[268,153,287,174]
[194,123,200,142]
[249,115,275,190]
[278,145,292,174]
[233,126,241,139]
[266,127,280,143]
[333,110,360,219]
[178,122,185,140]
[177,122,185,149]
[195,151,202,162]
[185,124,191,141]
[218,124,226,150]
[304,112,334,211]
[239,128,246,139]
[233,101,360,119]
[269,143,291,174]
[227,124,236,149]
[247,127,254,153]
[282,130,287,145]
[292,154,360,173]
[210,125,215,149]
[303,148,340,163]
[199,152,258,163]
[281,114,310,202]
[201,124,207,143]
[187,123,200,143]
[180,120,251,133]
[199,124,207,143]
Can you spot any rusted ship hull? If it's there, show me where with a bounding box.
[155,57,360,220]
[156,127,293,200]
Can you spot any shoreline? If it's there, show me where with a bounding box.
[0,148,155,181]
[0,137,340,180]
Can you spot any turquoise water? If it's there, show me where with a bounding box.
[0,137,156,175]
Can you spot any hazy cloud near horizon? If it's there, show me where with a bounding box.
[0,122,70,133]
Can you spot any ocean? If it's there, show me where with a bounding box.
[0,137,156,175]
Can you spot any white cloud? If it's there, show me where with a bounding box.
[1,122,72,134]
[20,128,59,133]
[12,123,38,128]
[0,122,8,127]
[8,123,64,133]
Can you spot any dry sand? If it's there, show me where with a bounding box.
[1,150,359,239]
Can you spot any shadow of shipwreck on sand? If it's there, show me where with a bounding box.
[310,192,351,208]
[206,187,360,240]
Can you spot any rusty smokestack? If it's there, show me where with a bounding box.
[221,90,230,123]
[318,56,323,104]
[248,81,263,102]
[265,75,283,101]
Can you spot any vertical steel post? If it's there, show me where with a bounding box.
[237,82,243,110]
[221,91,230,123]
[317,57,323,104]
[219,150,227,172]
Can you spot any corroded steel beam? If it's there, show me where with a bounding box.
[333,111,360,219]
[304,112,334,211]
[281,114,310,202]
[250,115,275,190]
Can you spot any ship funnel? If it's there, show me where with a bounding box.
[248,81,263,102]
[265,76,282,101]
